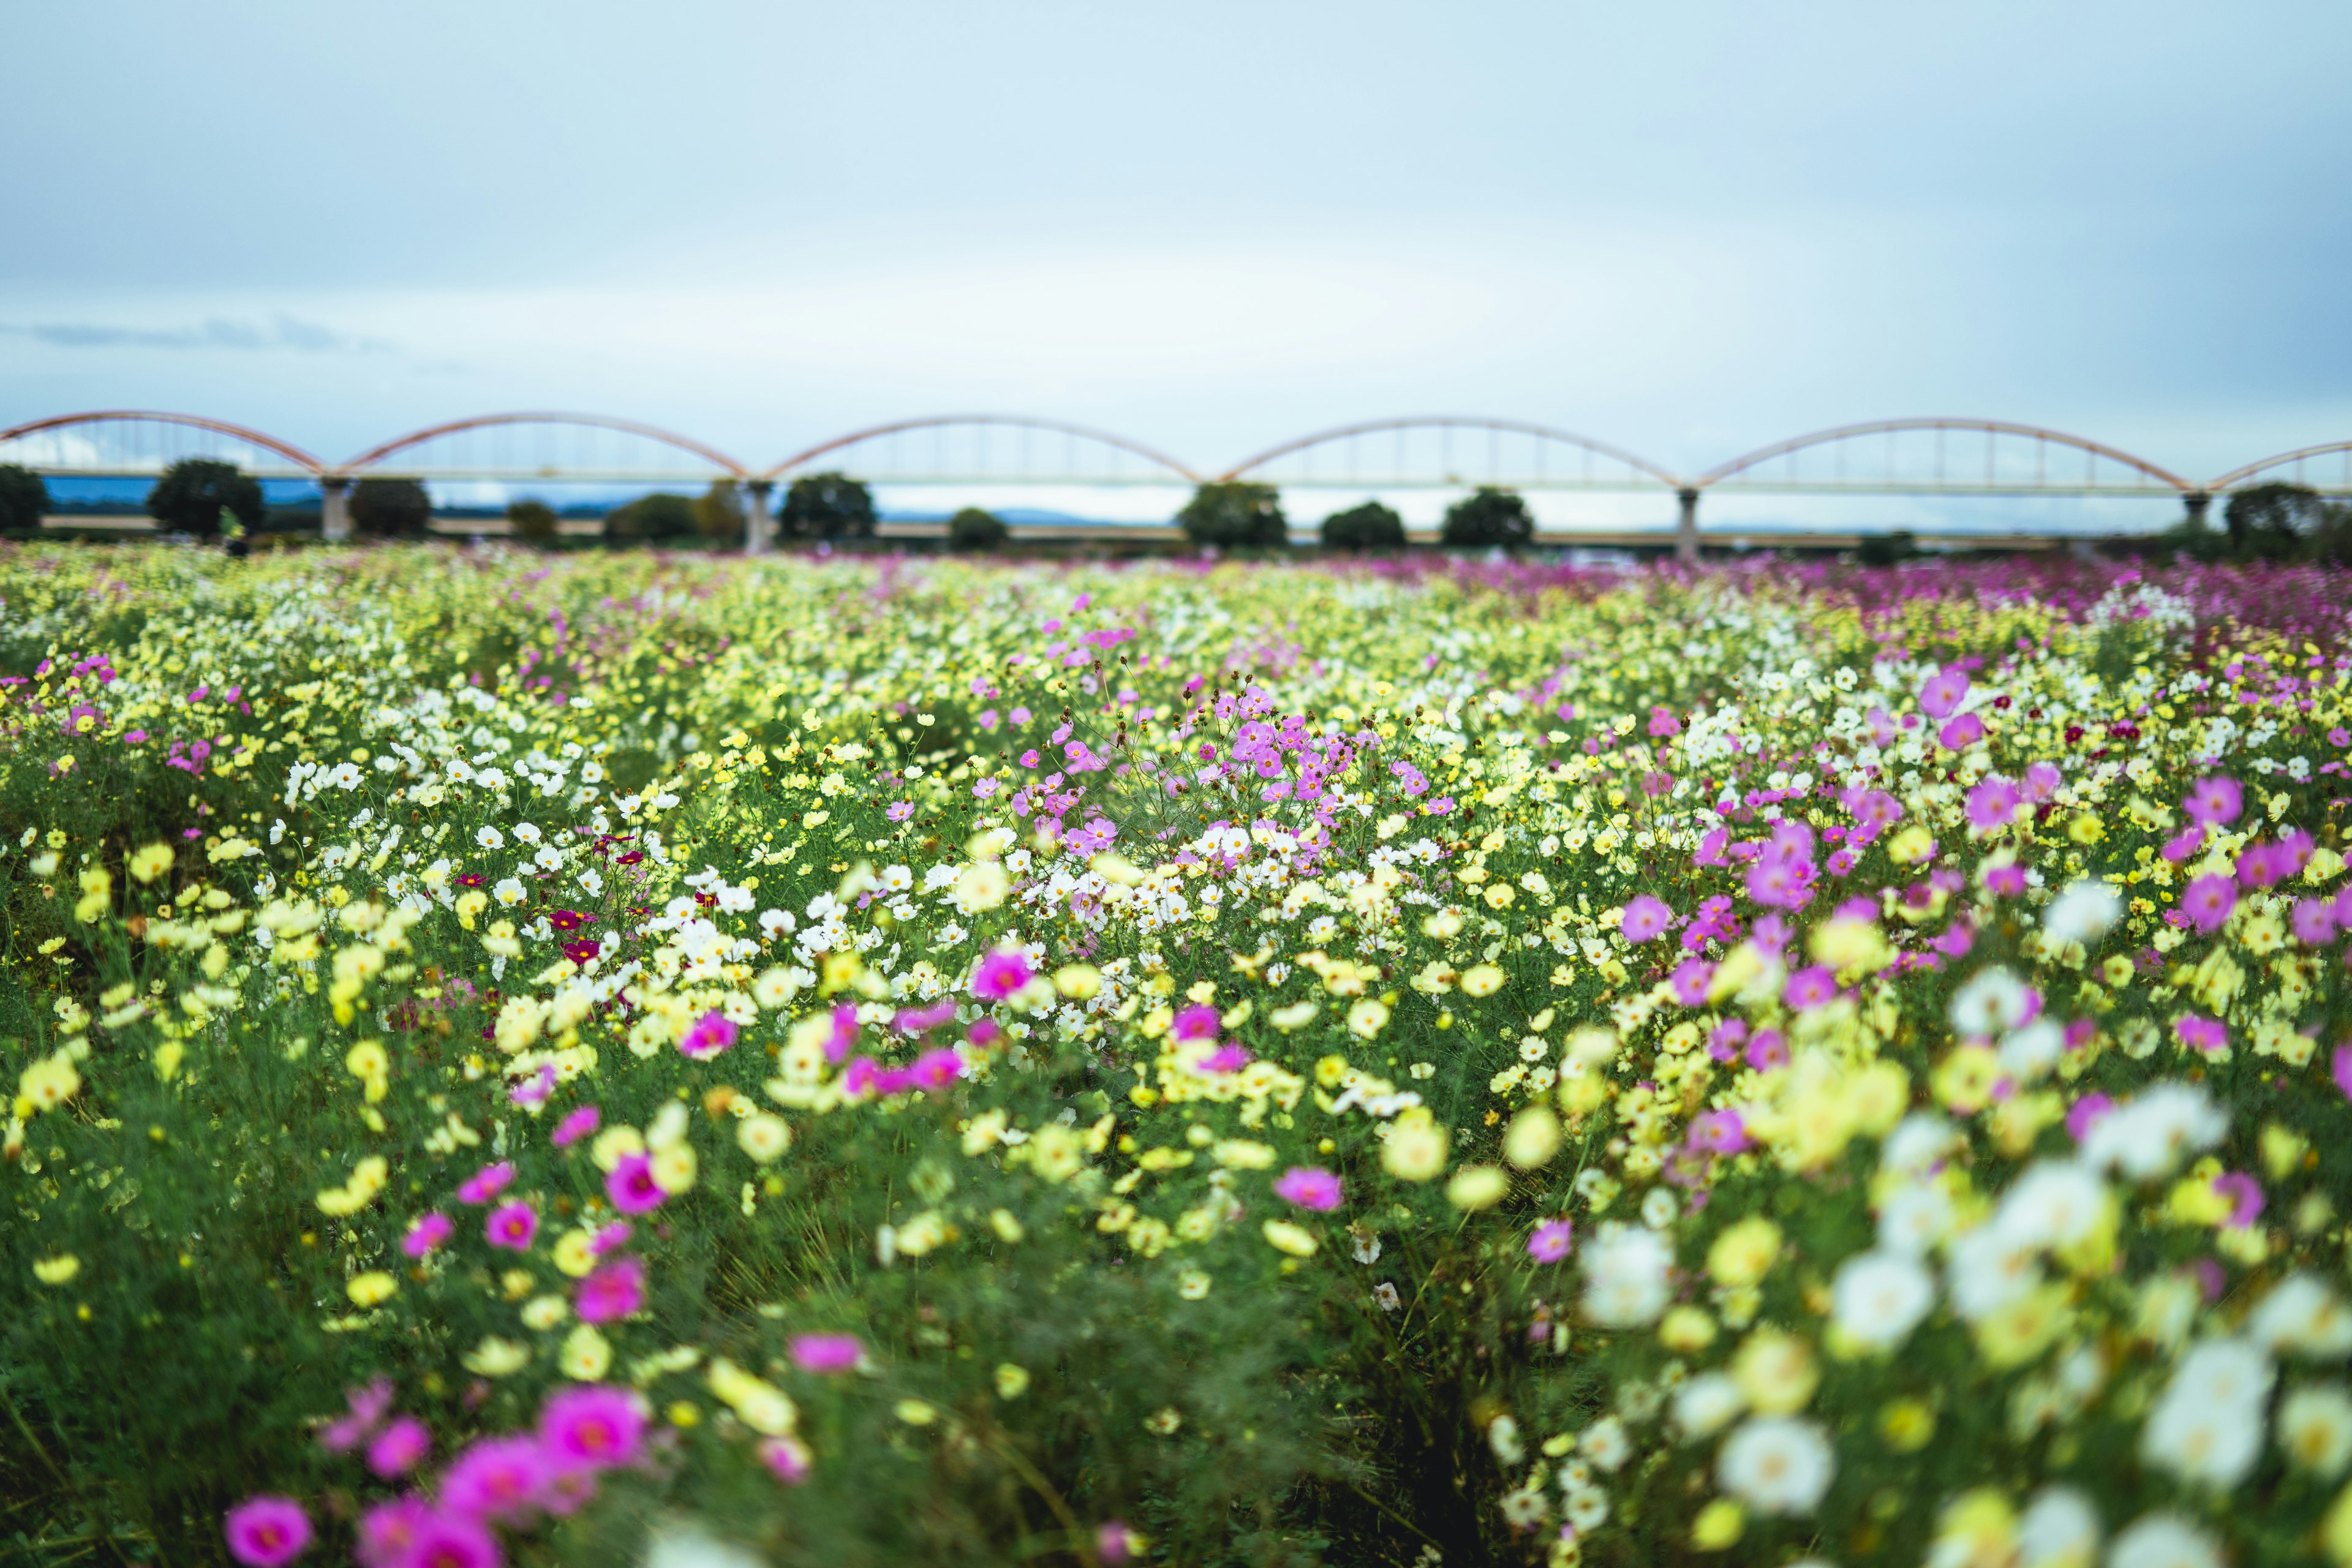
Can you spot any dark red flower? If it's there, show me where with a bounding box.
[549,910,587,933]
[561,940,601,965]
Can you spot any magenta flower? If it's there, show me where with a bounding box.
[224,1497,312,1567]
[1745,1029,1790,1071]
[1199,1042,1250,1072]
[1273,1166,1343,1212]
[1918,667,1970,720]
[402,1212,453,1258]
[317,1377,395,1452]
[355,1498,434,1568]
[1170,1003,1221,1042]
[484,1201,538,1251]
[2065,1092,2114,1142]
[1981,862,2027,899]
[759,1435,813,1483]
[366,1416,431,1479]
[2212,1170,2265,1229]
[2174,1016,2228,1057]
[591,1221,631,1257]
[2160,826,2205,863]
[1937,713,1986,750]
[2291,899,2339,946]
[2180,873,2237,934]
[1526,1219,1575,1262]
[606,1154,665,1215]
[789,1332,866,1373]
[1963,776,2021,832]
[576,1257,646,1324]
[1619,894,1672,943]
[677,1011,737,1061]
[1098,1522,1139,1565]
[1687,1109,1751,1154]
[1669,959,1714,1007]
[456,1161,515,1204]
[440,1436,555,1524]
[2182,775,2243,827]
[910,1047,964,1091]
[540,1385,646,1470]
[2334,1045,2352,1101]
[971,948,1033,1001]
[552,1104,601,1147]
[1782,965,1838,1011]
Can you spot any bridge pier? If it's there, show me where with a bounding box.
[2182,489,2212,532]
[320,477,352,543]
[1675,488,1699,563]
[744,479,773,555]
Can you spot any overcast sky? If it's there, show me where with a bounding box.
[3,0,2348,491]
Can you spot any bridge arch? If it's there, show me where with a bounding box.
[1220,417,1681,489]
[1697,417,2192,494]
[337,413,748,482]
[0,410,324,476]
[763,415,1200,486]
[2207,441,2352,496]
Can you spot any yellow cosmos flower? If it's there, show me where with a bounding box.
[346,1271,399,1307]
[129,843,174,883]
[32,1254,81,1286]
[1262,1219,1319,1257]
[1706,1216,1782,1288]
[1460,963,1506,997]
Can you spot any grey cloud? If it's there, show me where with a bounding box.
[1,314,391,354]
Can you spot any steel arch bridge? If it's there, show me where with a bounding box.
[0,410,325,479]
[763,415,1199,488]
[1694,418,2192,497]
[340,413,750,484]
[1218,417,1680,492]
[2208,442,2352,498]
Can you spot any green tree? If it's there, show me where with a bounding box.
[694,479,748,543]
[1177,481,1286,551]
[603,492,697,546]
[1320,500,1406,552]
[350,478,433,538]
[778,472,876,540]
[148,459,262,539]
[1441,486,1534,550]
[946,506,1009,552]
[2224,481,2326,559]
[0,464,47,533]
[507,499,560,548]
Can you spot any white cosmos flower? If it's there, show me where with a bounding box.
[1672,1373,1744,1441]
[476,825,505,849]
[1947,1225,2044,1321]
[1716,1416,1835,1515]
[1877,1180,1954,1256]
[2247,1273,2352,1359]
[511,821,542,843]
[2277,1385,2352,1477]
[2105,1512,2222,1568]
[1580,1223,1675,1329]
[1562,1485,1608,1532]
[1830,1250,1936,1351]
[2018,1485,2100,1568]
[2139,1338,2272,1488]
[2043,879,2122,946]
[1948,965,2033,1036]
[1998,1019,2066,1082]
[1880,1112,1959,1176]
[2080,1084,2228,1183]
[492,877,527,907]
[1993,1161,2109,1251]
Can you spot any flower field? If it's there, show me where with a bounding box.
[6,546,2352,1568]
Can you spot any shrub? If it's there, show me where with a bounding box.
[1439,486,1532,549]
[694,480,748,543]
[946,507,1009,551]
[1177,481,1286,550]
[507,499,560,547]
[1319,501,1406,553]
[0,462,48,533]
[778,472,876,540]
[604,492,698,545]
[350,478,434,538]
[147,458,262,538]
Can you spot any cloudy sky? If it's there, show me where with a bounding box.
[3,0,2348,502]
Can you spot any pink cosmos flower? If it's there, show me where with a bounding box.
[508,1066,556,1109]
[1782,965,1838,1011]
[1619,895,1672,943]
[2160,826,2205,863]
[1669,959,1714,1007]
[456,1162,515,1204]
[910,1047,965,1091]
[2065,1092,2114,1143]
[576,1257,646,1324]
[393,1511,499,1568]
[552,1105,601,1147]
[2292,899,2340,946]
[1688,1109,1751,1154]
[2175,1016,2228,1057]
[2182,775,2243,827]
[971,948,1033,1001]
[318,1378,396,1452]
[1981,863,2027,899]
[2334,1045,2352,1101]
[1938,713,1986,750]
[1706,1019,1749,1063]
[1964,777,2021,833]
[2212,1170,2264,1229]
[590,1221,632,1257]
[354,1498,434,1568]
[1199,1043,1250,1072]
[1273,1166,1343,1212]
[1526,1219,1575,1263]
[539,1385,646,1470]
[1745,1029,1790,1071]
[440,1436,555,1524]
[789,1332,865,1373]
[1170,1003,1221,1042]
[677,1011,737,1061]
[826,1002,859,1062]
[484,1201,538,1251]
[1918,668,1970,720]
[1098,1523,1140,1565]
[606,1155,665,1215]
[402,1213,453,1258]
[894,999,957,1035]
[759,1435,813,1483]
[224,1497,312,1567]
[367,1417,431,1479]
[2180,873,2237,934]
